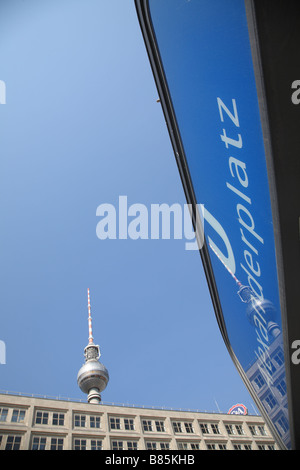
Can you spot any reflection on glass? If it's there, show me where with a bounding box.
[148,0,290,448]
[210,238,290,447]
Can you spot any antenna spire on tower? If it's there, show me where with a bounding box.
[87,288,94,344]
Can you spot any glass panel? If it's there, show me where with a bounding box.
[148,0,290,449]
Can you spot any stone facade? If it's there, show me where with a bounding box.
[0,393,277,450]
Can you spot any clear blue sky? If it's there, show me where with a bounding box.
[0,0,258,414]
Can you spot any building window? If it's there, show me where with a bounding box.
[124,418,135,431]
[146,441,169,450]
[50,437,64,450]
[90,415,101,429]
[5,435,21,450]
[74,414,86,428]
[258,443,276,450]
[32,436,47,450]
[249,425,258,436]
[11,409,26,423]
[233,443,251,450]
[109,417,121,430]
[258,425,267,436]
[127,441,138,450]
[199,423,209,434]
[257,444,266,450]
[219,444,227,450]
[235,425,244,435]
[276,379,287,397]
[111,440,138,450]
[73,438,102,450]
[211,423,220,434]
[273,350,284,367]
[109,416,135,431]
[225,423,244,435]
[35,411,49,425]
[142,419,166,433]
[206,442,226,450]
[74,439,86,450]
[206,443,216,450]
[225,424,235,435]
[184,422,194,434]
[160,442,170,450]
[155,420,165,432]
[178,442,188,450]
[233,444,242,450]
[191,443,200,450]
[265,393,277,410]
[112,440,124,450]
[199,422,221,435]
[146,441,157,450]
[253,374,265,390]
[142,420,153,432]
[172,422,182,433]
[276,415,289,436]
[178,442,200,450]
[91,440,102,450]
[52,413,65,426]
[0,408,8,422]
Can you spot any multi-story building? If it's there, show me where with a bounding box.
[0,392,277,450]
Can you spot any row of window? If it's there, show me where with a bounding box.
[254,376,287,397]
[252,349,285,392]
[73,416,269,438]
[0,408,99,429]
[252,374,288,418]
[0,406,270,438]
[0,408,26,423]
[75,415,269,438]
[0,434,276,451]
[250,346,288,437]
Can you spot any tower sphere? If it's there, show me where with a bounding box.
[77,359,109,394]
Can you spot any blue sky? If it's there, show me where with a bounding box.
[0,0,259,415]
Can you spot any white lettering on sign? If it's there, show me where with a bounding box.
[203,207,236,276]
[291,80,300,105]
[217,97,240,127]
[216,97,273,386]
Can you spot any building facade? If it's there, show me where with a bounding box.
[0,392,277,450]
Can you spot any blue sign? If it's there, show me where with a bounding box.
[145,0,291,449]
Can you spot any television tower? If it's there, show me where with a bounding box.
[77,289,109,404]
